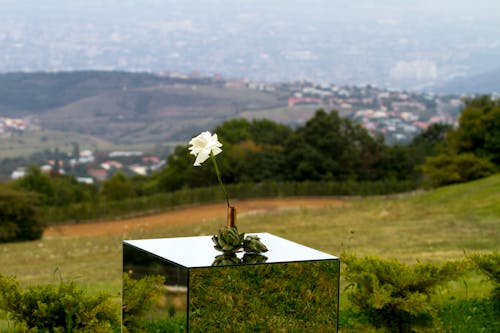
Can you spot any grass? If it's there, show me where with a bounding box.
[0,128,182,158]
[0,129,112,158]
[240,105,320,124]
[0,175,499,330]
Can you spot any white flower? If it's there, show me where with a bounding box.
[188,131,223,166]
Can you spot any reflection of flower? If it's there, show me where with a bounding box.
[242,253,268,264]
[212,252,268,266]
[212,253,241,266]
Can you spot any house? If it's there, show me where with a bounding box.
[101,160,124,170]
[142,156,160,164]
[413,121,430,130]
[76,177,94,185]
[40,165,52,173]
[109,151,143,158]
[88,169,107,181]
[129,165,148,176]
[11,167,26,180]
[79,150,95,163]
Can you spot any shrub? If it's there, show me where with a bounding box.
[342,253,467,333]
[0,187,44,242]
[421,153,497,187]
[43,180,417,224]
[122,273,166,333]
[0,274,119,332]
[188,260,339,332]
[439,298,500,333]
[469,252,500,314]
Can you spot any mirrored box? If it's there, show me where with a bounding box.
[123,233,339,332]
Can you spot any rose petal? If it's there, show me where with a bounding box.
[193,150,210,166]
[188,131,223,166]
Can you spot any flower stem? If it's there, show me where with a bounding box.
[210,153,230,208]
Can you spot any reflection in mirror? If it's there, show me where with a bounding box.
[211,253,268,266]
[189,260,339,332]
[123,243,187,332]
[123,235,339,332]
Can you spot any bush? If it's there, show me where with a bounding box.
[469,252,500,314]
[342,253,468,332]
[122,273,166,333]
[439,298,500,333]
[43,180,417,224]
[188,260,339,332]
[421,153,497,187]
[0,187,44,242]
[0,274,119,332]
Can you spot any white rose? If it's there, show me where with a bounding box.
[188,131,223,166]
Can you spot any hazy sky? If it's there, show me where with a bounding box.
[2,0,499,20]
[1,0,499,88]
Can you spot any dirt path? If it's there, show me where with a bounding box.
[44,198,344,238]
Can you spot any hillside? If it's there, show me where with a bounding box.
[39,84,283,143]
[0,71,175,115]
[0,71,286,144]
[431,68,500,95]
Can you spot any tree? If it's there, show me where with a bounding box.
[449,96,500,164]
[284,109,385,181]
[14,166,97,206]
[50,175,98,206]
[376,145,418,181]
[151,118,293,190]
[420,96,500,186]
[410,123,452,157]
[14,166,55,205]
[100,172,137,201]
[0,187,44,242]
[149,145,219,192]
[212,118,252,144]
[212,118,293,145]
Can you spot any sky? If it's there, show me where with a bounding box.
[1,0,499,88]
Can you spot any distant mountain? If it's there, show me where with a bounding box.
[0,71,285,143]
[431,68,500,95]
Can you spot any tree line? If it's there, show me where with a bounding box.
[0,96,498,242]
[150,95,499,192]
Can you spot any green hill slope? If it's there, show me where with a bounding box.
[410,173,500,220]
[248,175,500,263]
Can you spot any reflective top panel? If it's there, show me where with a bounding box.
[124,233,338,268]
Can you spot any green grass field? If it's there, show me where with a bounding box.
[0,175,499,331]
[0,128,182,159]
